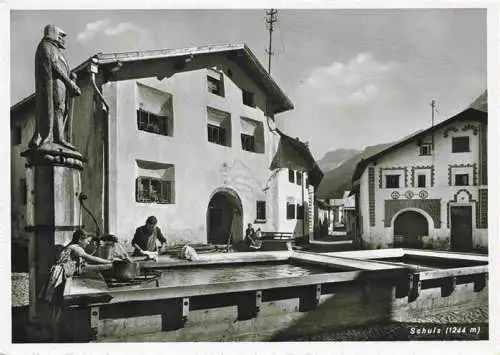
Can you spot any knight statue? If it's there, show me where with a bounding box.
[29,24,81,151]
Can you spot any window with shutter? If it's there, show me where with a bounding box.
[296,171,303,185]
[136,83,173,136]
[296,204,304,220]
[207,107,230,146]
[286,202,296,220]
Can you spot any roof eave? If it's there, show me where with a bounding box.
[351,107,487,183]
[11,44,294,116]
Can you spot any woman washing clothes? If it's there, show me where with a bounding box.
[39,229,116,341]
[132,216,167,262]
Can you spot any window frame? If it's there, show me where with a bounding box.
[417,174,426,188]
[207,124,227,146]
[136,108,169,136]
[256,200,266,222]
[419,143,433,156]
[286,202,296,220]
[452,136,470,153]
[455,173,470,186]
[296,171,303,186]
[296,204,304,220]
[288,169,295,183]
[242,89,256,108]
[385,174,400,189]
[241,133,256,152]
[136,176,173,204]
[207,75,225,97]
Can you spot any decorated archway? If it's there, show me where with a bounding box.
[392,209,430,248]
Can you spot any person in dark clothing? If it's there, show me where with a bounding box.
[245,223,262,250]
[132,216,167,257]
[245,223,255,241]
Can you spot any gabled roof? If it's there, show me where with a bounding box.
[469,90,487,112]
[11,43,293,115]
[270,128,324,186]
[352,92,488,183]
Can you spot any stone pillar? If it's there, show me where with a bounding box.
[22,148,85,321]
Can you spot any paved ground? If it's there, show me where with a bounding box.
[290,304,488,341]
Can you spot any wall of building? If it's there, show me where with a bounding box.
[11,109,35,243]
[276,169,309,237]
[359,117,487,250]
[104,67,288,246]
[71,76,106,235]
[11,76,105,243]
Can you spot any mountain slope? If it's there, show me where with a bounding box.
[317,143,393,199]
[317,148,360,172]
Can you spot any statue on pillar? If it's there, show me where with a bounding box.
[29,24,81,152]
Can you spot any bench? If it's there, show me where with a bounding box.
[260,232,294,241]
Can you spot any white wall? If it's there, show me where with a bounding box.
[105,67,291,246]
[359,118,487,249]
[276,169,309,236]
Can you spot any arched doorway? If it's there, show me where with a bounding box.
[393,210,428,248]
[207,189,243,245]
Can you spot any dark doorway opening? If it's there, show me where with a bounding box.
[393,210,429,248]
[207,190,243,245]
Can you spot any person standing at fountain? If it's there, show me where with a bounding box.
[132,216,167,258]
[39,229,114,340]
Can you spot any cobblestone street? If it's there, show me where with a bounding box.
[291,304,488,341]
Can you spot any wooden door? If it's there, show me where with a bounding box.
[450,206,473,251]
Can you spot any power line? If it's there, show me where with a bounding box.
[265,9,278,74]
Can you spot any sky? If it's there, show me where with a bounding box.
[10,8,487,159]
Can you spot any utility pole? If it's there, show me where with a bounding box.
[265,9,278,74]
[431,100,436,127]
[431,100,436,153]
